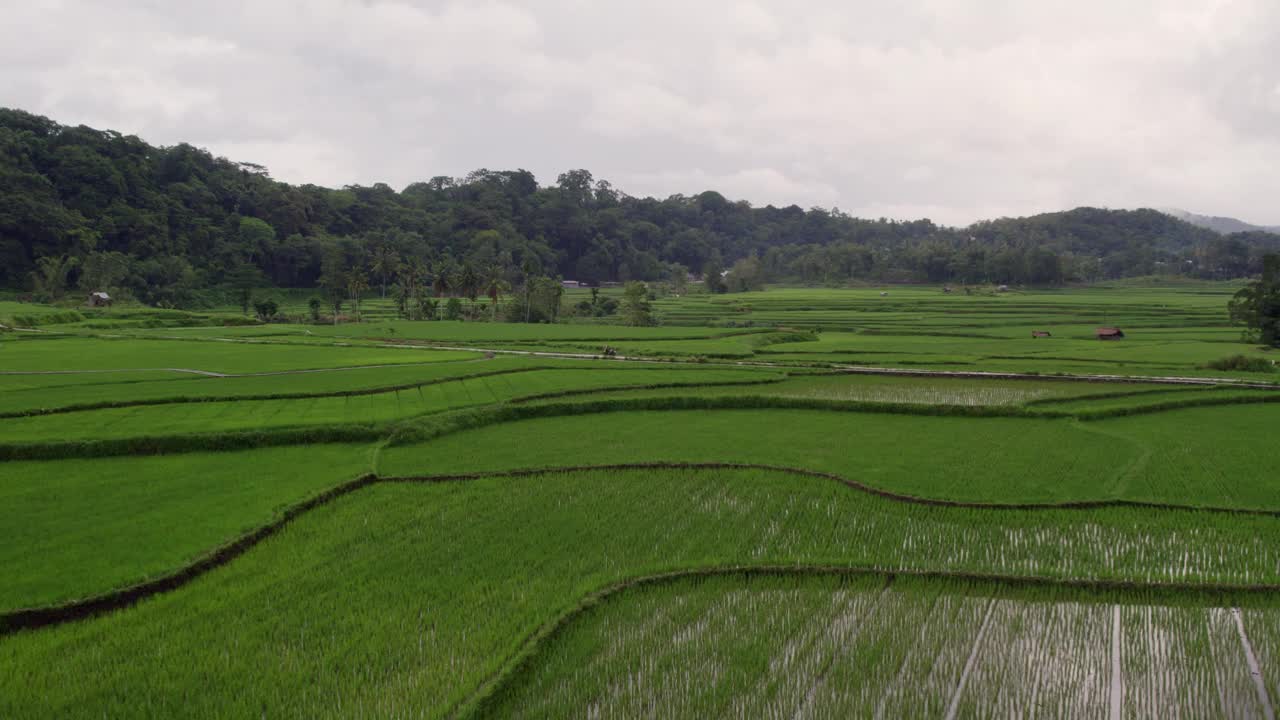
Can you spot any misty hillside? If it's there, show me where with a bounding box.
[1162,208,1280,235]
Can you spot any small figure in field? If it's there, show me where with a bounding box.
[601,345,617,358]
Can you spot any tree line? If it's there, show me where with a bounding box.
[5,107,1280,312]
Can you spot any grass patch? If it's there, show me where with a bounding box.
[382,403,1280,509]
[4,467,1279,718]
[478,572,1279,718]
[0,445,375,611]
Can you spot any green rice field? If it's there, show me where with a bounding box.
[2,282,1278,718]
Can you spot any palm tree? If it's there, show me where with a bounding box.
[431,262,452,298]
[458,263,480,302]
[394,268,414,319]
[346,270,369,322]
[395,257,425,319]
[484,268,510,320]
[369,245,400,298]
[520,256,541,324]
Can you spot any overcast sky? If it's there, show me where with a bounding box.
[4,1,1279,226]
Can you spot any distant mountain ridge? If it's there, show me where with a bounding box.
[1161,208,1280,235]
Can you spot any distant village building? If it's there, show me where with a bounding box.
[997,284,1010,292]
[86,291,112,308]
[1031,330,1052,338]
[1096,327,1125,340]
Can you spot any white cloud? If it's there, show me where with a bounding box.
[1,0,1278,226]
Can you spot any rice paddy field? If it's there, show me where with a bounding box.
[2,281,1279,718]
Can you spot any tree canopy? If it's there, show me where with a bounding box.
[4,107,1280,308]
[1229,254,1280,346]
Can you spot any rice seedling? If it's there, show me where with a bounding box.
[0,367,777,442]
[1122,602,1267,718]
[0,335,480,374]
[480,574,1280,719]
[4,467,1279,719]
[380,404,1280,509]
[3,281,1277,718]
[0,444,375,610]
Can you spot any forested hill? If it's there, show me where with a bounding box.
[3,107,1279,306]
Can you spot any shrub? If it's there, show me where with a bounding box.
[253,299,279,322]
[1203,355,1275,373]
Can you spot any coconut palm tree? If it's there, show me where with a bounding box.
[484,268,510,320]
[346,270,369,322]
[369,245,400,298]
[431,267,452,298]
[458,263,481,303]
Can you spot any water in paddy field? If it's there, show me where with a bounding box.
[487,576,1280,719]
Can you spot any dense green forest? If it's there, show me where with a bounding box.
[3,107,1279,310]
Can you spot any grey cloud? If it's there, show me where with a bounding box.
[1,0,1277,225]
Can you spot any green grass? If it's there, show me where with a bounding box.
[480,573,1278,718]
[519,372,1222,408]
[645,282,1276,378]
[0,369,189,396]
[0,335,479,373]
[0,368,778,442]
[133,319,769,343]
[0,444,375,610]
[0,358,522,414]
[11,282,1269,379]
[4,467,1279,719]
[380,404,1280,509]
[3,281,1278,716]
[1028,386,1277,413]
[0,355,737,414]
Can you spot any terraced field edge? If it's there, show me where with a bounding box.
[5,390,1280,461]
[7,463,1279,637]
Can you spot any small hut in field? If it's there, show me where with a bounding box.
[86,291,112,308]
[1031,330,1052,338]
[1096,327,1125,340]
